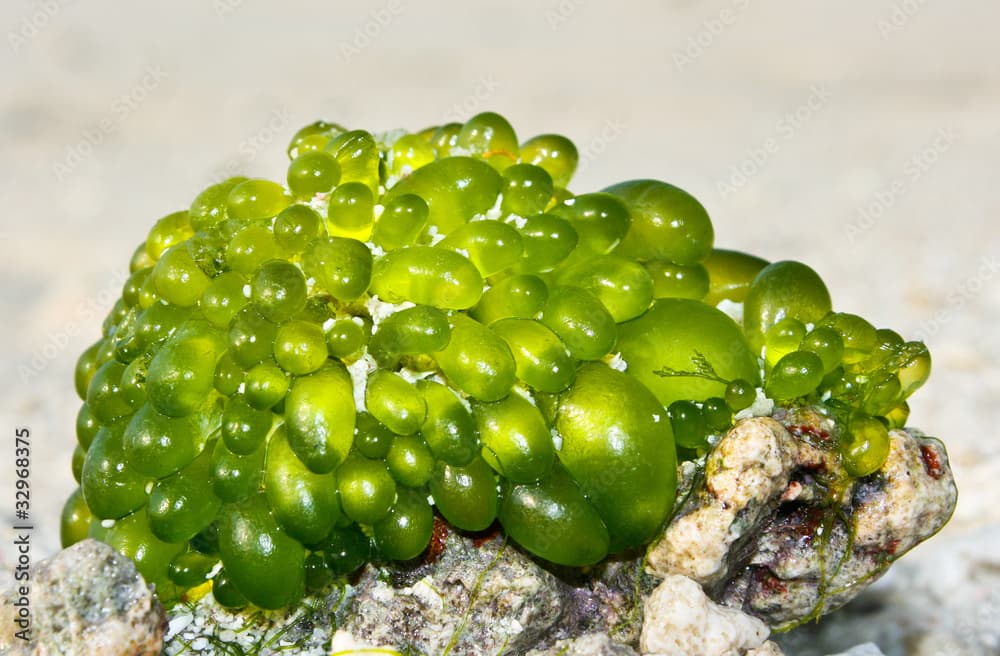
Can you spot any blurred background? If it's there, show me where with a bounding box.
[1,1,997,654]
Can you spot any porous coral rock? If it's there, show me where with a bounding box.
[648,410,957,630]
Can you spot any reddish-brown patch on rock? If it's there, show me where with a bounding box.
[920,444,944,479]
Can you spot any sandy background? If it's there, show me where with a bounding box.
[1,1,997,653]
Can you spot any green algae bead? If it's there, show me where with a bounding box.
[764,318,807,369]
[385,434,435,488]
[75,340,103,400]
[148,446,221,543]
[304,553,333,592]
[490,318,575,393]
[840,415,891,477]
[209,439,264,503]
[499,465,609,567]
[556,363,676,552]
[131,241,157,273]
[274,320,328,375]
[368,305,451,363]
[604,179,714,265]
[122,268,152,308]
[354,412,394,460]
[228,306,279,369]
[645,260,710,301]
[388,133,435,177]
[326,129,380,192]
[551,193,631,258]
[373,487,434,561]
[371,246,483,310]
[799,326,845,374]
[225,224,280,275]
[227,179,291,221]
[86,359,134,423]
[146,211,193,261]
[222,396,273,455]
[864,374,903,416]
[539,286,617,361]
[152,245,212,307]
[264,426,340,545]
[303,237,373,302]
[501,163,554,216]
[105,509,186,603]
[327,181,375,241]
[457,111,520,170]
[702,397,734,433]
[218,494,306,609]
[76,403,101,450]
[71,444,85,483]
[287,151,342,197]
[287,120,344,158]
[366,370,427,436]
[429,123,461,157]
[60,487,94,548]
[818,312,877,366]
[384,157,503,235]
[252,260,307,323]
[123,404,199,478]
[744,260,832,353]
[274,205,323,253]
[323,525,372,576]
[135,303,190,354]
[520,134,579,188]
[765,350,825,400]
[371,193,430,251]
[82,422,149,519]
[211,568,249,609]
[200,271,248,328]
[474,393,554,483]
[702,249,769,306]
[284,364,356,474]
[325,319,368,359]
[898,342,931,397]
[668,400,708,450]
[472,274,548,326]
[437,220,524,277]
[885,401,910,429]
[430,456,498,532]
[416,379,480,466]
[146,333,221,417]
[557,254,654,323]
[190,177,246,232]
[337,455,397,525]
[168,551,218,588]
[433,314,517,401]
[725,378,756,411]
[514,214,578,274]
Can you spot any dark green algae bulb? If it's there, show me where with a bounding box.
[63,111,933,610]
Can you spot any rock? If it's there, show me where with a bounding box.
[526,632,640,655]
[640,574,770,656]
[747,642,786,655]
[824,645,886,656]
[0,539,165,656]
[647,409,957,630]
[342,522,647,654]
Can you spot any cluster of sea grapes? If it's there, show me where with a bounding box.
[61,112,932,610]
